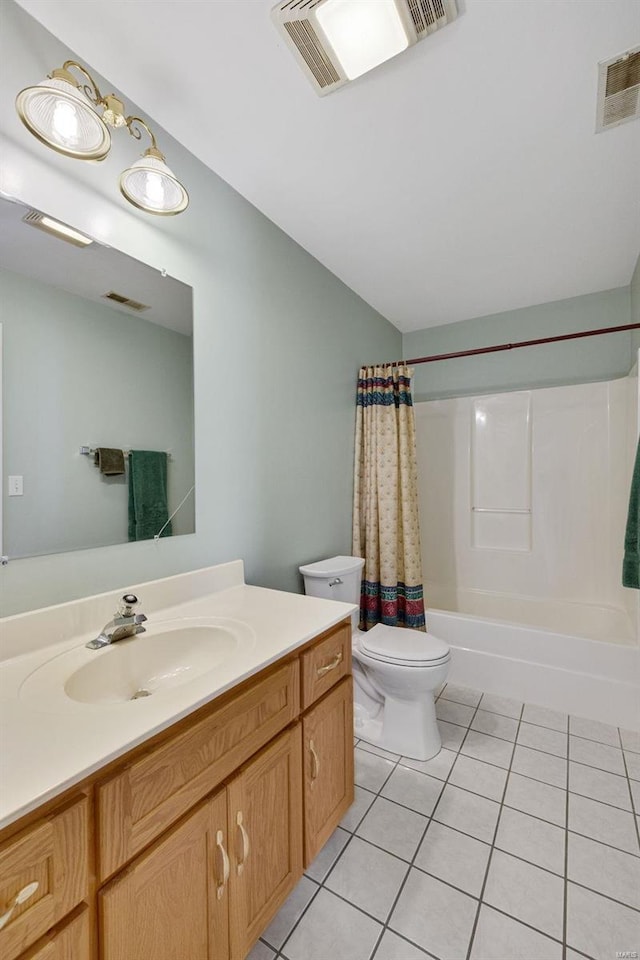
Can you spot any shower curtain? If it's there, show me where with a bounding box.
[352,364,426,631]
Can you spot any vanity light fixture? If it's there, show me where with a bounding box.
[271,0,457,96]
[16,61,189,216]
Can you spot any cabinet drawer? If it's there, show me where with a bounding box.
[97,659,299,880]
[301,621,351,709]
[0,798,89,960]
[29,908,91,960]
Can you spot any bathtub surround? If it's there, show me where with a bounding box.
[0,2,401,614]
[352,365,425,631]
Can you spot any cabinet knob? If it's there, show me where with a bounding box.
[309,740,320,781]
[0,881,39,931]
[214,829,230,900]
[316,651,343,678]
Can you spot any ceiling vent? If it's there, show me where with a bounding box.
[272,0,457,96]
[102,291,150,312]
[596,46,640,132]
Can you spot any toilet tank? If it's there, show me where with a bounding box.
[299,555,365,631]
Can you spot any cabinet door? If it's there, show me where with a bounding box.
[99,790,229,960]
[29,908,90,960]
[227,725,303,960]
[303,678,354,866]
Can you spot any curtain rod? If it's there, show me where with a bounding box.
[389,322,640,367]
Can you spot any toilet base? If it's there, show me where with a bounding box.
[354,691,442,761]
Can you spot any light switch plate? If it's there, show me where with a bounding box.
[8,476,23,496]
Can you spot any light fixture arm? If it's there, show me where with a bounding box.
[125,116,165,160]
[52,60,106,108]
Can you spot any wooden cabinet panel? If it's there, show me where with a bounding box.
[29,908,90,960]
[0,798,89,960]
[301,622,351,709]
[227,725,303,960]
[99,790,229,960]
[97,660,299,880]
[303,678,354,866]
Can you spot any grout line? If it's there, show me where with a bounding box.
[465,700,522,960]
[618,726,640,854]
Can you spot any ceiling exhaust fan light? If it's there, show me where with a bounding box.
[120,152,189,215]
[316,0,409,81]
[16,76,111,160]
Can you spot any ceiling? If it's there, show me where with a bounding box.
[15,0,640,333]
[0,197,193,335]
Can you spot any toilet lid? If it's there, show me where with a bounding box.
[360,624,450,665]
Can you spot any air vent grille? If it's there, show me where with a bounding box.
[597,47,640,132]
[283,19,340,88]
[103,291,150,312]
[407,0,450,35]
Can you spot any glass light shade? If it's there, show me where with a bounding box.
[316,0,409,81]
[120,153,189,216]
[15,76,111,160]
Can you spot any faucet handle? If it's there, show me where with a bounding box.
[118,594,141,616]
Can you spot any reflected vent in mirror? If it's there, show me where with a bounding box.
[596,46,640,132]
[102,291,150,312]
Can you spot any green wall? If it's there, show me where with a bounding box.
[404,287,633,402]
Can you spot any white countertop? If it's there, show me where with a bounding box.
[0,561,355,829]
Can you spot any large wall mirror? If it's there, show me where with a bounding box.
[0,196,195,560]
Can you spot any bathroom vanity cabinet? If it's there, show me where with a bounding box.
[0,617,353,960]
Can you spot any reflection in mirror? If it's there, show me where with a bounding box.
[0,197,195,560]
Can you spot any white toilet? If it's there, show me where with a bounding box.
[299,555,450,761]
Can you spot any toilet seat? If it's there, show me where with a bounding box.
[357,624,450,667]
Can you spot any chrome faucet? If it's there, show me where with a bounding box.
[86,594,147,650]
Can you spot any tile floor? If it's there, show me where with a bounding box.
[247,683,640,960]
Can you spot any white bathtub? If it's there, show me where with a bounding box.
[427,608,640,730]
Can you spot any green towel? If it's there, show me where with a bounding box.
[128,450,172,542]
[623,439,640,589]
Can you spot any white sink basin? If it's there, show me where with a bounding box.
[19,617,256,707]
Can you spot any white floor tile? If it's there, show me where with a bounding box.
[324,837,408,922]
[495,806,565,875]
[441,683,483,707]
[511,745,567,788]
[381,765,443,817]
[246,940,277,960]
[262,876,319,950]
[470,905,563,960]
[340,786,376,833]
[436,698,475,727]
[373,929,432,960]
[389,868,478,960]
[460,730,514,769]
[521,703,568,732]
[449,753,508,802]
[438,720,467,752]
[568,832,640,910]
[517,723,567,758]
[357,742,401,761]
[415,820,491,897]
[478,694,523,719]
[568,793,639,855]
[569,761,632,811]
[355,748,396,792]
[484,850,564,940]
[399,747,456,781]
[304,827,350,882]
[281,889,381,960]
[504,772,566,826]
[625,750,640,780]
[620,728,640,754]
[356,796,428,861]
[630,779,640,809]
[433,783,501,843]
[569,736,625,776]
[471,710,519,742]
[566,882,640,960]
[569,716,620,747]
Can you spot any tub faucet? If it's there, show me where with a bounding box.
[86,594,147,650]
